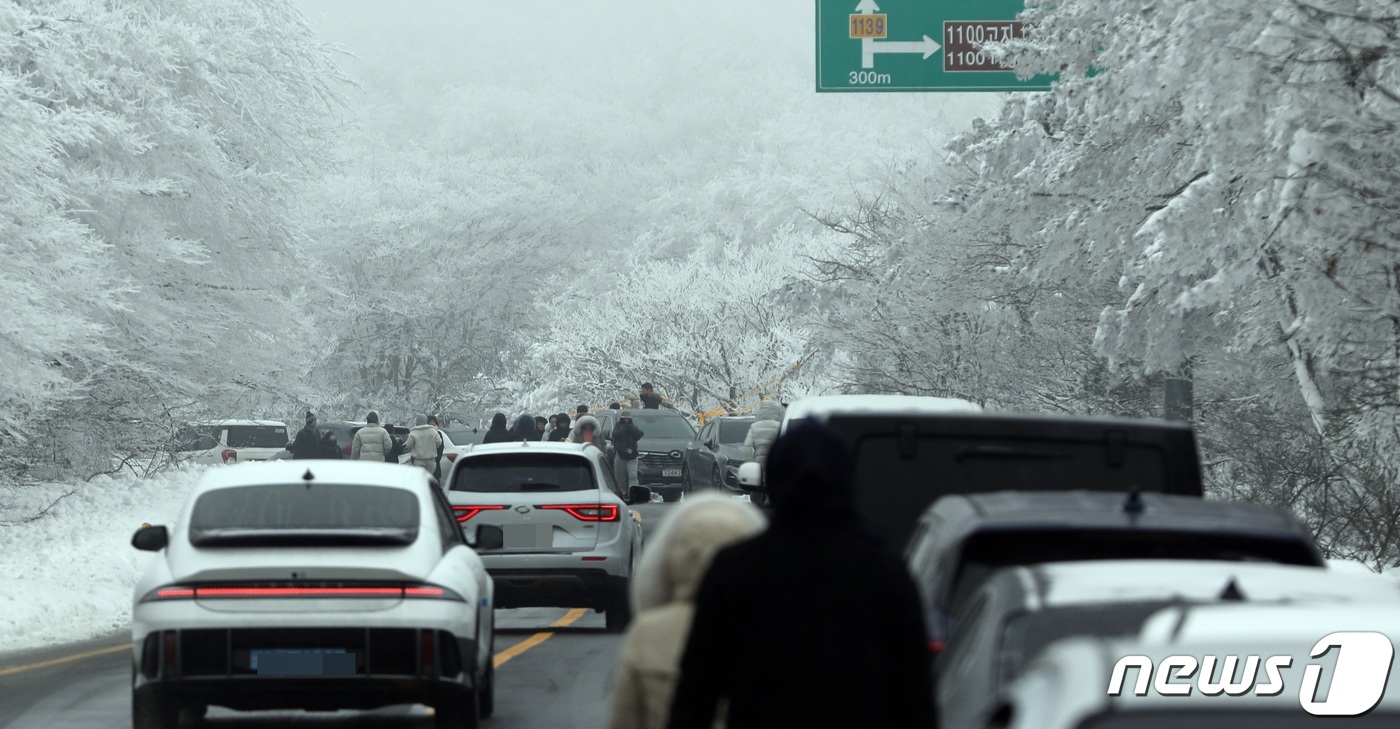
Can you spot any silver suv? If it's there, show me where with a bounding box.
[442,441,650,631]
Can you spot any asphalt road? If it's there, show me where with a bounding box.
[0,501,679,729]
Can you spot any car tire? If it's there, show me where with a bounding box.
[681,465,694,494]
[605,586,633,633]
[710,465,722,490]
[132,688,179,729]
[435,687,481,729]
[480,663,496,718]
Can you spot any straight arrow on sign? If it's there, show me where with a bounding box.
[855,0,880,13]
[862,35,941,69]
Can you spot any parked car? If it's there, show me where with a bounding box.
[993,621,1400,729]
[444,426,485,446]
[906,490,1325,651]
[756,395,1204,550]
[442,440,650,632]
[627,409,698,501]
[936,559,1400,729]
[682,416,755,494]
[172,420,291,465]
[130,460,495,729]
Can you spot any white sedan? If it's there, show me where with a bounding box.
[130,460,497,729]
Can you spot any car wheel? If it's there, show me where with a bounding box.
[711,465,722,490]
[435,687,481,729]
[605,585,633,633]
[681,465,694,494]
[132,688,179,729]
[480,663,496,718]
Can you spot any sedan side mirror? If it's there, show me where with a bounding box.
[132,525,169,551]
[472,524,504,551]
[628,486,652,505]
[737,462,764,492]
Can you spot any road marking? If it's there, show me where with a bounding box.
[492,608,587,668]
[0,608,588,677]
[0,644,128,677]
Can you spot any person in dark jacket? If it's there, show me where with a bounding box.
[320,431,343,459]
[512,413,541,442]
[482,413,512,444]
[611,410,645,490]
[549,413,572,442]
[639,383,664,410]
[665,420,935,729]
[290,411,320,459]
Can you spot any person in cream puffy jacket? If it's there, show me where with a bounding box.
[609,493,766,729]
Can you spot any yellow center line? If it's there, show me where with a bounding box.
[0,644,129,677]
[492,607,587,669]
[1,607,588,676]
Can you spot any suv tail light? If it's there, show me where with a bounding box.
[221,449,237,463]
[341,444,352,456]
[446,453,458,463]
[539,504,620,522]
[452,505,505,522]
[143,583,462,601]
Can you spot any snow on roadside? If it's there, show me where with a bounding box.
[0,465,208,654]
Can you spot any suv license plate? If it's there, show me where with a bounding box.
[662,469,682,478]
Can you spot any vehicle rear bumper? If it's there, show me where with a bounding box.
[131,626,477,711]
[486,568,626,610]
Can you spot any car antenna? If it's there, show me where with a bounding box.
[1219,578,1246,602]
[1123,489,1144,517]
[303,469,315,488]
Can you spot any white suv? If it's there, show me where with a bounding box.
[443,441,650,632]
[172,420,292,465]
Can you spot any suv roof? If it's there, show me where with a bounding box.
[189,419,287,427]
[462,441,600,456]
[780,400,1204,549]
[911,490,1325,626]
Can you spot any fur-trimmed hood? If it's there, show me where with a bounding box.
[631,492,766,612]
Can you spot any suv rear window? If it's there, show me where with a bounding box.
[452,453,596,493]
[225,425,289,449]
[950,529,1322,609]
[189,484,419,546]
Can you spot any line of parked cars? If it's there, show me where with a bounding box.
[723,394,1400,729]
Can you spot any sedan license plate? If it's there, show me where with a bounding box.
[662,469,682,478]
[251,649,355,676]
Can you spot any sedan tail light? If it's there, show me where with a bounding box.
[143,583,462,602]
[452,505,505,522]
[539,504,620,522]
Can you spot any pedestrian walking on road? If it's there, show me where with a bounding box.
[405,415,443,475]
[549,413,572,442]
[741,400,783,506]
[482,413,511,444]
[570,414,605,450]
[610,493,765,729]
[665,420,936,729]
[320,430,343,459]
[612,410,645,491]
[350,411,393,461]
[290,411,321,460]
[512,413,541,442]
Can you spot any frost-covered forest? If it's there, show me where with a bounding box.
[3,1,1400,565]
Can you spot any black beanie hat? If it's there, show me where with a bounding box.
[366,411,379,424]
[305,411,316,424]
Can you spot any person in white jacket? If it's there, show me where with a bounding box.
[350,411,393,461]
[609,493,766,729]
[404,415,443,474]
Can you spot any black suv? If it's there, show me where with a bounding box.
[626,410,697,501]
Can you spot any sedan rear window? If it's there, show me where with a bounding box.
[189,484,419,546]
[225,425,289,449]
[452,453,595,493]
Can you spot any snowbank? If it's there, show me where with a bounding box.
[0,465,208,653]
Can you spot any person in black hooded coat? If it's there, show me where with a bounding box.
[481,413,512,444]
[549,413,572,442]
[665,420,935,729]
[511,413,541,442]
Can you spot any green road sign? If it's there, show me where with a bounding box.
[816,0,1055,92]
